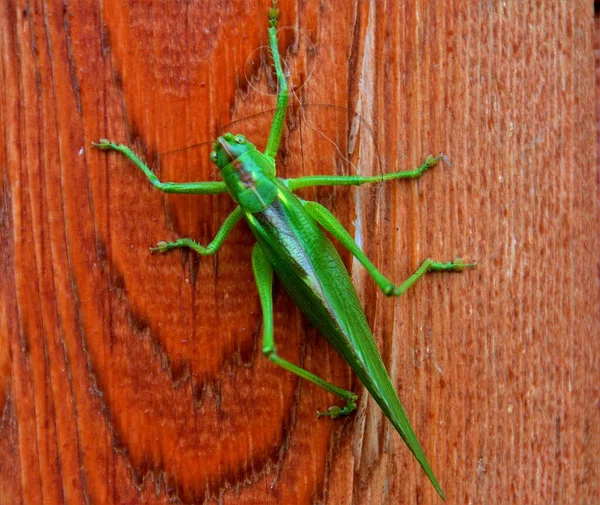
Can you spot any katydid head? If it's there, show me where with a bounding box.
[210,132,256,167]
[211,132,278,212]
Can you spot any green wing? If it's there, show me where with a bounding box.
[246,181,445,499]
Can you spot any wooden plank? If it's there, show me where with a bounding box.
[1,1,598,503]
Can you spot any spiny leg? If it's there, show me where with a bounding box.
[303,200,475,296]
[286,154,442,191]
[251,243,358,418]
[263,2,289,161]
[92,139,227,194]
[151,206,244,255]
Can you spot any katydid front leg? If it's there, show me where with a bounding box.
[263,2,289,161]
[303,200,476,296]
[251,244,358,418]
[92,139,227,194]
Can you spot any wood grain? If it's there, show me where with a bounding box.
[1,1,598,504]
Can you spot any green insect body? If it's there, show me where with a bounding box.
[94,3,475,500]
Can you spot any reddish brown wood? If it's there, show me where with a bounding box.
[1,1,598,504]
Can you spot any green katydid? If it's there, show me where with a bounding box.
[93,2,475,500]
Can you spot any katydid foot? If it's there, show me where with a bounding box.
[419,153,444,175]
[384,257,477,297]
[317,393,358,419]
[91,138,113,150]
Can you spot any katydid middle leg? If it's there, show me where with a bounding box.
[151,206,244,255]
[251,243,358,418]
[286,154,442,191]
[302,200,476,296]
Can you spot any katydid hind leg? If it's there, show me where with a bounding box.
[390,257,476,296]
[251,244,358,418]
[303,200,476,296]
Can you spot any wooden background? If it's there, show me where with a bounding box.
[1,1,598,504]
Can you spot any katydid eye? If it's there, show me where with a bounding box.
[234,135,246,144]
[210,151,218,163]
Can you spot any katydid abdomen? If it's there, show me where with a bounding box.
[246,180,443,497]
